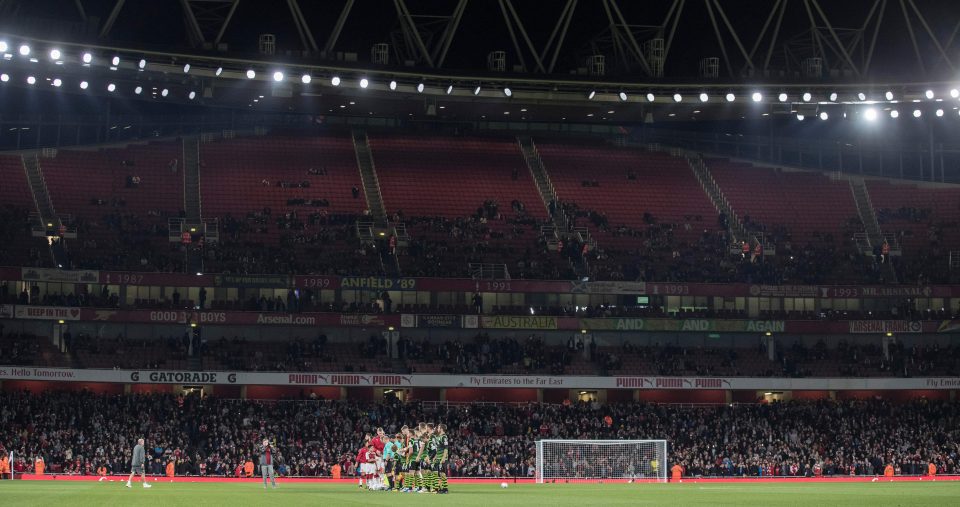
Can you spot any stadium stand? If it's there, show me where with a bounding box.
[40,142,184,271]
[535,141,734,282]
[707,159,860,244]
[707,159,879,284]
[198,134,373,275]
[8,326,955,378]
[0,393,955,478]
[867,179,960,283]
[537,140,719,245]
[16,133,957,284]
[0,154,53,268]
[369,134,565,278]
[370,134,545,220]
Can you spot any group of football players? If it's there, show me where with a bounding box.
[356,423,449,494]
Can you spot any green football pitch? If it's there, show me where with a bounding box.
[2,480,959,506]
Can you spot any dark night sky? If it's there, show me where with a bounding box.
[3,0,960,80]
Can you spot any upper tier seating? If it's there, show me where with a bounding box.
[40,141,183,270]
[200,135,365,221]
[0,154,49,267]
[198,134,373,274]
[708,159,859,244]
[866,179,960,252]
[536,141,721,248]
[370,134,546,219]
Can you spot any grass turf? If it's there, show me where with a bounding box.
[2,480,959,506]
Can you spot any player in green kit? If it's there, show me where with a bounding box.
[427,423,442,492]
[431,424,449,494]
[415,425,432,493]
[406,428,424,492]
[398,426,412,492]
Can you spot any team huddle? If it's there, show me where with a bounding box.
[357,423,449,494]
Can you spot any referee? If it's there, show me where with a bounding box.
[260,439,278,489]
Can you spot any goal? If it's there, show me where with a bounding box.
[535,439,668,483]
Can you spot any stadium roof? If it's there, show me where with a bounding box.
[0,0,958,123]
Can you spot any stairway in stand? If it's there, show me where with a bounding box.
[22,152,67,267]
[683,152,745,243]
[849,177,899,284]
[352,130,387,219]
[352,130,399,275]
[517,136,592,279]
[182,136,204,274]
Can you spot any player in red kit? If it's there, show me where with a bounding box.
[371,427,387,488]
[356,445,369,489]
[365,444,382,490]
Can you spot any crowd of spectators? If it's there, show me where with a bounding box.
[399,200,572,280]
[8,320,958,378]
[0,393,957,479]
[1,200,956,285]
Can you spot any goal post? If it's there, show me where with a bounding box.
[535,439,668,483]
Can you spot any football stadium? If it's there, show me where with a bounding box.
[1,1,960,505]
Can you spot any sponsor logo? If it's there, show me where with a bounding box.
[615,377,652,388]
[416,314,460,328]
[147,371,221,383]
[339,314,386,326]
[0,304,13,319]
[615,377,730,389]
[288,374,328,385]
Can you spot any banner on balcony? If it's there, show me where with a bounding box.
[580,318,786,333]
[481,315,558,330]
[21,267,99,284]
[416,315,462,329]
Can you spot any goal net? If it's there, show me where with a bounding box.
[536,439,667,483]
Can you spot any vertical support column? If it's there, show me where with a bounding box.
[724,390,732,403]
[240,385,247,399]
[439,388,446,401]
[536,389,543,402]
